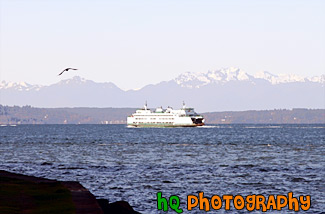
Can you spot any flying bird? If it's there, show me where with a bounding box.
[58,68,78,76]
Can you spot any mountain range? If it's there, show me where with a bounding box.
[1,68,324,112]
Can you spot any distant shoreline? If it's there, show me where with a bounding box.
[0,105,324,125]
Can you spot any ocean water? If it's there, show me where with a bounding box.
[0,124,324,213]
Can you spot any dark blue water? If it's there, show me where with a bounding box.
[0,124,324,213]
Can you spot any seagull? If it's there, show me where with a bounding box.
[58,68,78,76]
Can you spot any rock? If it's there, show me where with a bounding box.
[97,199,141,214]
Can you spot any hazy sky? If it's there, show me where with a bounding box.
[1,0,324,90]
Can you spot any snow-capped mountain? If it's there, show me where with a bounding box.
[0,76,118,91]
[2,68,323,91]
[56,76,88,85]
[174,67,324,88]
[55,76,118,89]
[174,67,254,88]
[0,81,42,91]
[1,69,324,111]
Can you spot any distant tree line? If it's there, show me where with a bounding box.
[0,105,135,124]
[0,105,324,124]
[203,109,325,124]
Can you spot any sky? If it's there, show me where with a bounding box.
[1,0,324,90]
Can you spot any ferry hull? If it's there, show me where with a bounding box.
[127,123,204,128]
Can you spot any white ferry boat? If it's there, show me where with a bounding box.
[127,102,204,127]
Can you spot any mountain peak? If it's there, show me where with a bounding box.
[174,67,253,88]
[0,80,41,91]
[253,71,318,84]
[174,68,324,88]
[58,76,88,85]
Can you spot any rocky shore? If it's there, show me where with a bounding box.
[0,170,140,214]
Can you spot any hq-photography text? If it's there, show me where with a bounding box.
[156,192,311,213]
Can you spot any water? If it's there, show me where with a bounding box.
[0,124,324,213]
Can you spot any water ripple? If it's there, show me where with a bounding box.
[0,124,324,213]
